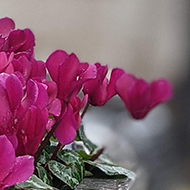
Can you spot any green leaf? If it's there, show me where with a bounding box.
[77,125,97,152]
[37,149,50,165]
[36,166,52,185]
[50,135,58,142]
[78,150,93,160]
[84,160,136,181]
[57,150,85,181]
[12,175,55,190]
[48,160,80,189]
[98,154,114,164]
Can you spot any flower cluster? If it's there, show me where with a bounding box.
[0,17,172,189]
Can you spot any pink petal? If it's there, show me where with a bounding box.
[4,63,14,74]
[48,98,62,117]
[150,80,173,108]
[54,104,78,145]
[46,118,56,131]
[20,80,48,115]
[12,55,32,80]
[0,83,12,134]
[7,135,18,150]
[18,29,35,52]
[35,82,48,110]
[92,78,108,106]
[128,80,150,119]
[8,29,26,52]
[0,38,5,49]
[0,17,15,38]
[79,63,97,81]
[57,53,80,100]
[116,73,136,108]
[5,74,23,111]
[16,106,47,155]
[46,50,68,82]
[0,73,9,86]
[0,52,9,72]
[0,135,15,182]
[2,155,34,189]
[44,80,57,104]
[30,60,46,79]
[107,68,125,100]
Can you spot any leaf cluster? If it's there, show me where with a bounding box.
[10,126,135,190]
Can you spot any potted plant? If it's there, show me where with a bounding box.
[0,17,172,190]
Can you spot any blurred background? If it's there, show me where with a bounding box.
[0,1,189,189]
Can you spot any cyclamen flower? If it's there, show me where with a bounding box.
[0,73,48,156]
[83,64,125,106]
[46,50,97,145]
[0,17,35,59]
[0,135,34,190]
[53,95,88,145]
[116,73,173,119]
[46,50,97,102]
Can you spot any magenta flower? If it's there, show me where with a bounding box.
[0,17,35,59]
[83,64,125,106]
[0,17,15,38]
[0,72,48,156]
[48,95,88,145]
[46,50,97,145]
[46,50,96,102]
[0,73,23,136]
[0,135,34,190]
[15,79,48,156]
[116,73,173,119]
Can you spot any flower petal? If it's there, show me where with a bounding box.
[8,29,26,52]
[128,80,150,119]
[46,50,68,82]
[5,74,23,111]
[0,17,15,38]
[18,29,35,53]
[57,53,80,100]
[2,155,34,189]
[0,52,9,72]
[150,80,173,108]
[116,73,136,109]
[48,98,62,117]
[0,135,15,182]
[16,106,47,155]
[0,83,12,134]
[54,104,78,145]
[107,68,125,100]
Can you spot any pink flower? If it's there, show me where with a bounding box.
[83,64,125,106]
[46,50,97,145]
[116,73,173,119]
[0,73,23,136]
[0,17,15,38]
[48,95,88,145]
[0,135,34,190]
[46,50,96,102]
[0,17,35,59]
[0,73,48,156]
[15,79,48,155]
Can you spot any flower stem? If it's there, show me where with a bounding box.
[90,147,104,161]
[34,122,59,164]
[50,142,63,160]
[81,102,90,119]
